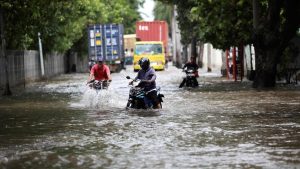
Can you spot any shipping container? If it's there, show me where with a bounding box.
[133,21,168,71]
[124,34,136,52]
[124,34,136,65]
[136,21,168,55]
[88,24,124,72]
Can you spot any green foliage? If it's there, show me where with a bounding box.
[0,0,142,53]
[279,39,299,68]
[158,0,300,88]
[158,0,253,49]
[119,0,143,34]
[153,1,172,24]
[192,0,253,49]
[153,0,173,37]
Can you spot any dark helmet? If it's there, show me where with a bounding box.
[139,57,150,70]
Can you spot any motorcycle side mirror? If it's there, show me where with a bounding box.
[126,76,131,79]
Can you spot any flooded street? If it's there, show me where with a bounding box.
[0,65,300,169]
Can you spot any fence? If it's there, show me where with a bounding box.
[0,50,67,89]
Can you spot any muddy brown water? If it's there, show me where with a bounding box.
[0,65,299,169]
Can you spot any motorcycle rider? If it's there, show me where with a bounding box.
[88,58,112,84]
[179,57,199,88]
[130,57,161,109]
[182,57,199,72]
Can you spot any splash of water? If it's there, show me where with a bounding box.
[71,86,127,110]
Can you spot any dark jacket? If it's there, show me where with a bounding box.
[135,68,156,91]
[183,62,199,70]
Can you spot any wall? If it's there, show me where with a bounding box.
[24,50,40,82]
[67,52,89,73]
[0,50,67,89]
[202,43,223,73]
[43,52,66,78]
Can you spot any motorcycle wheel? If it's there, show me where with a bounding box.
[126,101,132,108]
[186,79,192,87]
[179,78,186,88]
[192,78,198,87]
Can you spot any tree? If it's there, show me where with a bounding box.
[120,0,143,34]
[153,1,172,29]
[159,0,300,88]
[0,0,143,93]
[0,7,12,95]
[252,0,300,88]
[158,0,203,60]
[1,0,143,53]
[70,0,143,58]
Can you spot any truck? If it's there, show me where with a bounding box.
[88,24,124,72]
[134,21,169,71]
[124,34,136,65]
[124,34,136,52]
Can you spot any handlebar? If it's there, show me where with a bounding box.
[87,79,111,85]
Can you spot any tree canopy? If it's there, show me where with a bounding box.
[159,0,253,49]
[153,1,172,25]
[0,0,143,53]
[159,0,300,88]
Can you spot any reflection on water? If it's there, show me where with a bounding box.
[0,65,300,169]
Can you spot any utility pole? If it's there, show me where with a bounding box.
[0,8,12,96]
[38,32,45,76]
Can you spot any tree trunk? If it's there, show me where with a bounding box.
[252,0,260,29]
[207,44,212,72]
[182,45,188,64]
[0,8,12,96]
[191,37,197,58]
[198,42,204,68]
[252,0,300,88]
[252,46,278,88]
[252,0,282,88]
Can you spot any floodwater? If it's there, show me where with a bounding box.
[0,65,300,169]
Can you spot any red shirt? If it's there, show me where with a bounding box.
[90,64,110,80]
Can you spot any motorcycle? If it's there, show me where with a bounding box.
[179,68,199,88]
[87,79,110,91]
[126,76,164,109]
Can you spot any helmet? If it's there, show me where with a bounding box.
[139,57,150,70]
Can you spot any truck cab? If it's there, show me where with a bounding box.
[133,41,165,71]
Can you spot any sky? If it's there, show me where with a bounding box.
[138,0,155,21]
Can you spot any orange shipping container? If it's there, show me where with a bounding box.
[136,21,168,56]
